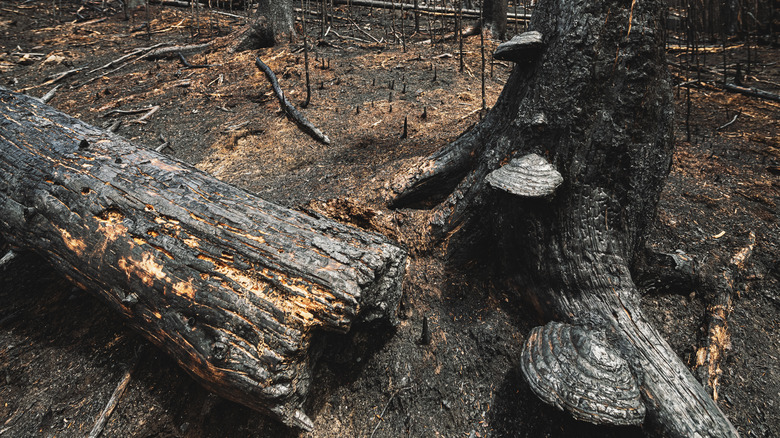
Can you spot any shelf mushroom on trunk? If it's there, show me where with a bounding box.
[389,0,739,435]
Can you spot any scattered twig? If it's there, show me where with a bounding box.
[254,57,331,145]
[0,250,16,269]
[716,113,739,131]
[19,66,85,92]
[133,105,160,124]
[349,19,382,43]
[39,84,60,104]
[107,120,122,133]
[79,43,174,87]
[88,347,144,438]
[104,107,156,117]
[331,30,374,44]
[369,386,413,438]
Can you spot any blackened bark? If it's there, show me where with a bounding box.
[482,0,508,39]
[228,0,294,52]
[259,0,296,42]
[390,0,738,435]
[0,87,405,431]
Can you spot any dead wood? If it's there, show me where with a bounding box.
[696,231,756,402]
[88,347,144,438]
[388,0,739,434]
[723,83,780,103]
[0,86,405,430]
[254,57,331,145]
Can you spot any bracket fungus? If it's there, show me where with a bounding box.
[493,31,545,63]
[485,153,563,198]
[520,321,646,426]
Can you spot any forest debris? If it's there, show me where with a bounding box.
[87,347,144,438]
[716,113,739,131]
[39,84,60,103]
[177,52,219,69]
[0,250,16,269]
[254,57,331,145]
[724,83,780,103]
[103,106,157,117]
[85,42,170,76]
[132,105,160,124]
[697,231,756,401]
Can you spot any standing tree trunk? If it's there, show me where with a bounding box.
[482,0,508,39]
[229,0,295,52]
[259,0,296,42]
[390,0,738,435]
[0,87,405,431]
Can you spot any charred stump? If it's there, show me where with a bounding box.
[390,0,738,435]
[0,87,406,431]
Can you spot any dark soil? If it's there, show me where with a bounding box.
[1,2,778,437]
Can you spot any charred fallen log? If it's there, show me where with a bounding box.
[389,0,738,435]
[0,86,405,431]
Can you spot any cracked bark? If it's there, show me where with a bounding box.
[0,86,405,431]
[390,0,738,435]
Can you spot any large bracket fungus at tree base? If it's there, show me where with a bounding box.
[389,0,739,435]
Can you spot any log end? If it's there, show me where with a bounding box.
[485,153,563,198]
[493,31,545,63]
[520,321,646,426]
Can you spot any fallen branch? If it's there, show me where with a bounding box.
[85,42,171,76]
[696,231,756,401]
[144,42,215,60]
[88,347,144,438]
[132,105,160,124]
[724,83,780,103]
[254,57,331,145]
[331,0,530,21]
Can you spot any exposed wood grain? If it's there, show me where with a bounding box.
[0,86,405,430]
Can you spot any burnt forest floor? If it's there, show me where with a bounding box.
[0,2,778,437]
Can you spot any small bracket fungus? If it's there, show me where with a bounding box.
[493,31,545,63]
[485,153,563,198]
[520,321,646,426]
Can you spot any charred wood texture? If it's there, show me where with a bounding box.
[390,0,738,435]
[0,87,405,431]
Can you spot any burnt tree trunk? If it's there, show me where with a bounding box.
[482,0,508,39]
[390,0,738,436]
[0,87,405,431]
[228,0,295,52]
